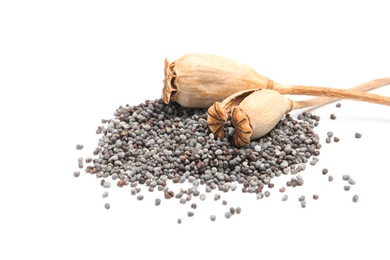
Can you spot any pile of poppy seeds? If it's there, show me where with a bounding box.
[74,99,360,223]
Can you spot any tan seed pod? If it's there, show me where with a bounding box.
[231,90,293,147]
[207,89,293,147]
[163,53,272,108]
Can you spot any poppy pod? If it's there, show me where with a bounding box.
[163,53,273,108]
[207,89,293,147]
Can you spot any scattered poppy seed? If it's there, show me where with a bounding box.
[313,194,319,200]
[298,195,305,202]
[76,144,84,150]
[327,131,333,137]
[137,195,144,201]
[342,175,350,181]
[344,185,350,191]
[264,191,270,197]
[326,137,331,144]
[191,203,197,209]
[164,190,174,199]
[328,175,334,182]
[236,207,241,214]
[102,191,109,198]
[322,168,328,175]
[352,195,359,202]
[282,194,288,201]
[103,182,111,188]
[279,187,286,193]
[301,201,306,208]
[210,215,216,221]
[225,212,232,219]
[348,178,356,185]
[104,203,110,210]
[73,171,80,177]
[229,207,236,215]
[336,103,341,108]
[179,198,186,204]
[187,211,194,217]
[222,200,227,205]
[355,132,362,139]
[333,137,340,142]
[155,198,161,206]
[214,194,221,201]
[330,114,337,120]
[74,99,325,221]
[85,157,93,163]
[177,218,182,224]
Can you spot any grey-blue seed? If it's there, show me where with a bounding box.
[225,212,232,219]
[102,191,109,198]
[352,195,359,202]
[73,171,80,177]
[355,132,362,139]
[104,203,110,209]
[282,194,288,201]
[236,207,241,214]
[155,198,161,206]
[344,186,350,191]
[348,178,356,185]
[210,215,216,221]
[76,144,84,150]
[200,194,206,201]
[137,195,144,200]
[342,175,350,181]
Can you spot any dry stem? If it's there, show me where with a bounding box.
[272,78,390,109]
[291,77,390,110]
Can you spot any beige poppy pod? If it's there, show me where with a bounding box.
[163,53,273,108]
[207,89,293,147]
[231,89,293,147]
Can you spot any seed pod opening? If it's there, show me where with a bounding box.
[163,54,273,108]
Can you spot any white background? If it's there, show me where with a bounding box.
[1,1,390,259]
